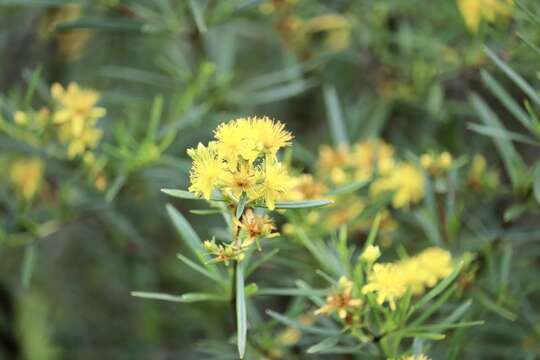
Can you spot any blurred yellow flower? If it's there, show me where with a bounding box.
[361,245,381,264]
[10,158,44,200]
[51,82,105,136]
[397,247,453,295]
[457,0,514,33]
[370,163,425,208]
[401,355,431,360]
[468,154,499,190]
[51,82,106,159]
[39,5,94,59]
[362,263,407,310]
[420,151,453,176]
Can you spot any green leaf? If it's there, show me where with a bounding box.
[323,85,349,147]
[256,288,326,297]
[146,95,164,142]
[236,262,247,359]
[473,289,517,321]
[410,260,463,314]
[236,192,247,218]
[327,180,369,196]
[245,248,279,277]
[167,204,221,280]
[467,123,539,146]
[162,188,222,201]
[485,47,540,108]
[189,209,222,215]
[187,0,208,33]
[131,291,226,302]
[21,243,37,288]
[480,70,535,133]
[534,163,540,204]
[266,310,341,336]
[177,253,224,285]
[55,18,144,33]
[272,199,334,209]
[365,212,381,247]
[162,189,333,209]
[307,337,340,354]
[470,93,526,189]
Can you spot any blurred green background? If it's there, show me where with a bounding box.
[1,0,539,359]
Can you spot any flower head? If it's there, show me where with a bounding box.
[401,354,431,360]
[370,162,425,208]
[51,82,105,135]
[458,0,513,33]
[10,158,44,200]
[361,245,381,264]
[187,142,225,199]
[51,82,106,158]
[251,116,293,156]
[315,276,362,320]
[362,263,407,310]
[259,162,293,210]
[420,151,453,176]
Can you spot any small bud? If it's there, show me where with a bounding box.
[360,245,381,263]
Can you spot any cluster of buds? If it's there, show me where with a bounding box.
[204,209,279,265]
[420,151,453,176]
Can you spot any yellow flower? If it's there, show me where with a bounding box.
[315,276,362,319]
[361,245,381,264]
[468,154,499,190]
[10,158,44,200]
[349,139,395,180]
[396,247,454,295]
[251,116,293,156]
[302,14,352,52]
[260,162,293,210]
[51,82,106,137]
[362,263,407,310]
[420,151,453,176]
[14,111,28,125]
[214,119,259,168]
[401,354,431,360]
[370,163,425,208]
[221,162,260,200]
[457,0,513,33]
[286,174,328,201]
[187,143,225,199]
[58,125,103,158]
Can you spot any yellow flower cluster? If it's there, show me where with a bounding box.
[457,0,514,33]
[362,247,454,310]
[315,276,362,320]
[316,139,424,209]
[420,151,453,176]
[10,158,45,200]
[187,117,295,210]
[397,247,454,295]
[318,139,395,185]
[51,82,106,159]
[370,163,425,209]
